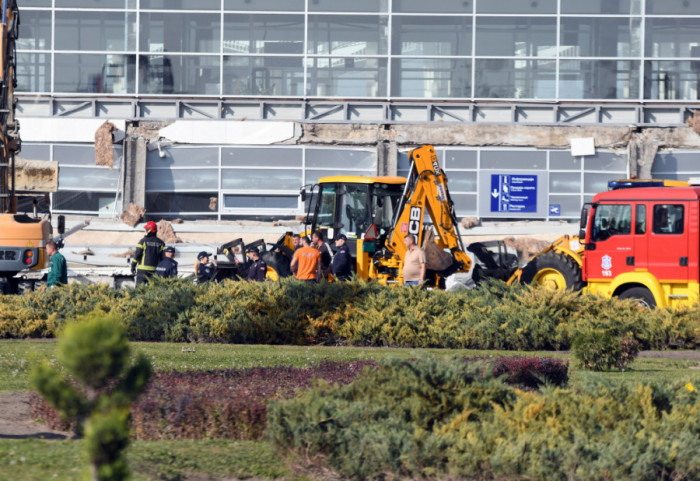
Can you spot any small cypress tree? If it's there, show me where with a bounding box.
[30,311,151,481]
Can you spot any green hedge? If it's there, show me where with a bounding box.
[266,355,700,480]
[1,277,698,350]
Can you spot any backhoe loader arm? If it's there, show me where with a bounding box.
[385,145,472,274]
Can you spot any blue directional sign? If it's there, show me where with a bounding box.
[490,174,537,213]
[549,204,561,216]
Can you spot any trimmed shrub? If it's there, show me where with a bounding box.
[572,329,641,371]
[267,355,700,481]
[3,278,699,351]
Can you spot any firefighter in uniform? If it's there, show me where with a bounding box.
[155,246,178,278]
[246,246,267,281]
[331,233,352,281]
[131,221,165,286]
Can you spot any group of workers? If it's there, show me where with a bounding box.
[44,221,426,288]
[289,230,352,283]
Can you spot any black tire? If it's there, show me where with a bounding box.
[618,286,657,309]
[261,250,293,278]
[519,252,584,291]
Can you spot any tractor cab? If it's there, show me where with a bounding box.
[301,176,406,256]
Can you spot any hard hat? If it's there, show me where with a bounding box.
[144,221,158,233]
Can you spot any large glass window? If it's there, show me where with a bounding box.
[646,19,700,58]
[559,60,640,100]
[55,54,136,94]
[140,12,220,53]
[224,195,298,209]
[23,0,52,6]
[139,55,220,95]
[146,193,217,214]
[223,56,303,96]
[55,0,135,8]
[55,11,136,51]
[224,14,304,55]
[392,58,471,98]
[307,15,388,56]
[141,0,220,9]
[146,168,218,190]
[222,148,302,167]
[224,0,305,11]
[562,0,641,15]
[647,0,700,15]
[308,0,388,13]
[393,0,472,13]
[221,169,302,190]
[306,58,387,97]
[475,17,557,57]
[16,10,52,50]
[393,16,472,56]
[560,17,641,57]
[477,0,557,14]
[475,59,556,99]
[17,53,51,93]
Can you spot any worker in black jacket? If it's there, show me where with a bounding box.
[331,233,353,281]
[155,246,178,278]
[131,221,165,286]
[246,246,267,281]
[196,251,218,284]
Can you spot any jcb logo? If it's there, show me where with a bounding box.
[408,206,422,235]
[432,161,441,177]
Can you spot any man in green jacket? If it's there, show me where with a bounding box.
[46,240,67,288]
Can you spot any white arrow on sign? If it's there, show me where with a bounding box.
[492,189,499,198]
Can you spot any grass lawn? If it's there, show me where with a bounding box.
[1,340,698,393]
[1,340,698,480]
[0,438,308,481]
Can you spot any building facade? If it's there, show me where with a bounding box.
[15,0,700,221]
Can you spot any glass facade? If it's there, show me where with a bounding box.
[16,2,700,101]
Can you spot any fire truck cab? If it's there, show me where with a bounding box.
[581,179,700,308]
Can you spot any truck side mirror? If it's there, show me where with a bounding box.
[300,190,306,202]
[579,204,591,241]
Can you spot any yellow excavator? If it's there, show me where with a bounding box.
[0,0,59,294]
[300,144,518,287]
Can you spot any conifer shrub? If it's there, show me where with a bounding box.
[2,278,699,351]
[267,355,700,481]
[29,311,151,481]
[572,329,641,371]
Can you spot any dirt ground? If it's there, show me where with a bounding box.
[0,392,69,440]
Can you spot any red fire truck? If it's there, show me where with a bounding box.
[517,179,699,308]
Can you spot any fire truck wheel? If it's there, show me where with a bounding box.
[520,252,584,291]
[618,286,656,309]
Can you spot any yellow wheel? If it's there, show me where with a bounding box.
[532,268,568,290]
[520,252,583,291]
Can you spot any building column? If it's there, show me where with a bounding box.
[123,136,147,208]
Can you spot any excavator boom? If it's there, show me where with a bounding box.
[385,145,472,282]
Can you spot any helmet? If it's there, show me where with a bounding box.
[144,221,158,233]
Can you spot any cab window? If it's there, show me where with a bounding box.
[591,204,632,241]
[652,204,684,234]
